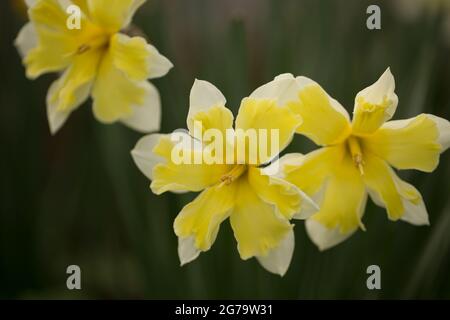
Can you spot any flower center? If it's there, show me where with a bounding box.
[220,165,247,186]
[75,33,110,55]
[347,136,365,175]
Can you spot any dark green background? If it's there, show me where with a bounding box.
[1,0,450,299]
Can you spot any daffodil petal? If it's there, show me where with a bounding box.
[261,156,320,219]
[15,23,37,58]
[352,68,398,135]
[235,98,302,164]
[23,0,77,78]
[364,153,429,224]
[131,133,167,180]
[174,183,236,251]
[71,0,90,15]
[230,179,292,260]
[187,80,231,134]
[257,229,294,276]
[46,79,71,135]
[363,114,442,172]
[305,219,356,251]
[45,49,102,134]
[424,114,450,151]
[52,48,101,110]
[110,33,172,82]
[150,133,232,194]
[178,236,201,266]
[87,0,146,31]
[288,78,351,146]
[28,0,70,32]
[121,82,161,133]
[249,73,301,106]
[92,50,147,123]
[309,152,367,235]
[248,166,316,219]
[283,145,345,198]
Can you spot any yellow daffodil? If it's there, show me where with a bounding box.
[274,69,450,250]
[131,77,318,276]
[15,0,173,134]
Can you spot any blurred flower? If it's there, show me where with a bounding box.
[392,0,450,45]
[131,77,318,276]
[276,69,450,250]
[15,0,173,134]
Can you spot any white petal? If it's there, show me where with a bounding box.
[391,170,430,226]
[261,153,304,179]
[130,133,166,180]
[293,183,324,220]
[305,219,356,251]
[249,73,300,106]
[425,114,450,152]
[45,69,93,135]
[274,73,295,81]
[147,44,173,79]
[121,82,161,133]
[401,197,430,226]
[354,67,398,121]
[25,0,36,7]
[368,170,430,226]
[178,236,200,266]
[257,229,294,276]
[188,79,226,120]
[47,91,71,135]
[15,23,37,58]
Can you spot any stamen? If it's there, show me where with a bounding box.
[348,136,365,175]
[76,44,91,54]
[219,165,246,186]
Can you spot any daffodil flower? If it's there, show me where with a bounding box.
[131,77,318,276]
[15,0,173,134]
[275,69,450,250]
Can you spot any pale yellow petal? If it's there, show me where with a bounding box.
[352,68,398,135]
[288,82,351,146]
[47,48,102,113]
[283,145,345,197]
[230,178,292,260]
[92,50,147,123]
[363,152,428,223]
[121,82,161,133]
[87,0,146,31]
[309,152,367,234]
[248,166,302,219]
[109,33,172,82]
[71,0,90,15]
[362,114,441,172]
[151,134,233,194]
[235,98,302,164]
[174,183,236,251]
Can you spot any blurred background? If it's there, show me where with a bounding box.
[1,0,450,299]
